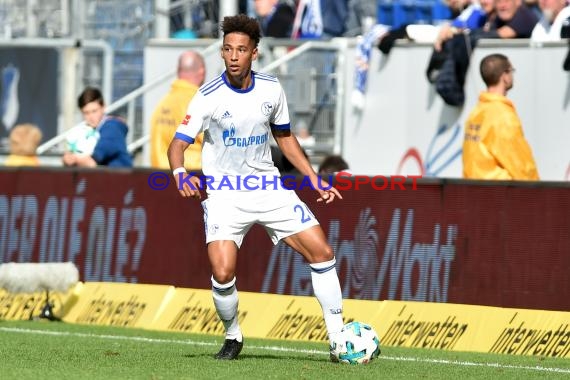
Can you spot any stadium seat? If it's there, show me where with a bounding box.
[393,0,417,28]
[377,0,395,27]
[378,0,452,28]
[431,0,452,24]
[415,0,435,24]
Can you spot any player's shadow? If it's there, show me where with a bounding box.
[225,353,326,362]
[181,353,325,362]
[181,353,216,359]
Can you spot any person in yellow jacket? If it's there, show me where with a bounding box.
[463,53,539,180]
[150,51,206,169]
[4,123,42,167]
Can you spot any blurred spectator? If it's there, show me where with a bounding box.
[463,54,539,180]
[4,123,42,167]
[254,0,296,37]
[524,0,543,17]
[62,87,132,168]
[293,0,377,38]
[446,0,475,17]
[344,0,378,36]
[433,0,493,52]
[293,0,353,39]
[427,0,495,83]
[481,0,539,39]
[150,51,206,170]
[531,0,570,41]
[320,0,349,38]
[318,154,350,175]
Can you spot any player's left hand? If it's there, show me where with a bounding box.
[316,179,342,204]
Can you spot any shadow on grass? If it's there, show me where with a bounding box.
[181,353,327,363]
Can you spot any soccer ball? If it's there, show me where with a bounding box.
[331,321,381,364]
[65,124,99,154]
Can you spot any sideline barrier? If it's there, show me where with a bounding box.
[378,301,570,357]
[152,288,387,342]
[1,168,569,311]
[4,282,568,358]
[62,282,175,328]
[0,283,82,321]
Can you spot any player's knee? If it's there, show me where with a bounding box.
[312,245,334,263]
[212,270,235,285]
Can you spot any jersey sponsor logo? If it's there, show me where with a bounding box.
[221,110,232,119]
[181,114,191,125]
[222,125,269,147]
[261,102,273,116]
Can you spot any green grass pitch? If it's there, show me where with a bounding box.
[0,320,569,380]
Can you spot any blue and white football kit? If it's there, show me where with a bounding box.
[174,71,319,247]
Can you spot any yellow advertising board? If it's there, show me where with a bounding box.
[372,300,570,358]
[62,282,174,329]
[260,296,388,342]
[0,282,83,321]
[152,289,387,343]
[486,308,570,358]
[151,288,227,336]
[374,300,500,352]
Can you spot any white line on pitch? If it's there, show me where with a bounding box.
[1,326,569,374]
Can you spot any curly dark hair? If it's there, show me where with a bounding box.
[221,14,261,46]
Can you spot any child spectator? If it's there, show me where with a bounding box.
[4,123,42,167]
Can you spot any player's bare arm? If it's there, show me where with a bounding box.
[167,138,201,199]
[272,129,342,204]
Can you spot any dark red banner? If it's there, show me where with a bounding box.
[0,168,568,311]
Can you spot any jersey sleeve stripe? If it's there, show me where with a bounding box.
[174,132,195,144]
[270,122,291,130]
[200,76,224,93]
[254,71,277,80]
[255,76,278,83]
[202,82,225,96]
[254,72,278,82]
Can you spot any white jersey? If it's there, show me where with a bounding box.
[175,71,291,195]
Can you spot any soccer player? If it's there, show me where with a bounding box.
[167,14,345,361]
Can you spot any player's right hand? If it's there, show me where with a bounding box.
[174,173,202,200]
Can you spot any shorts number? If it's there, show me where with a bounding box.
[294,204,314,223]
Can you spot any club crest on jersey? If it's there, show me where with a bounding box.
[261,102,273,116]
[208,224,219,235]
